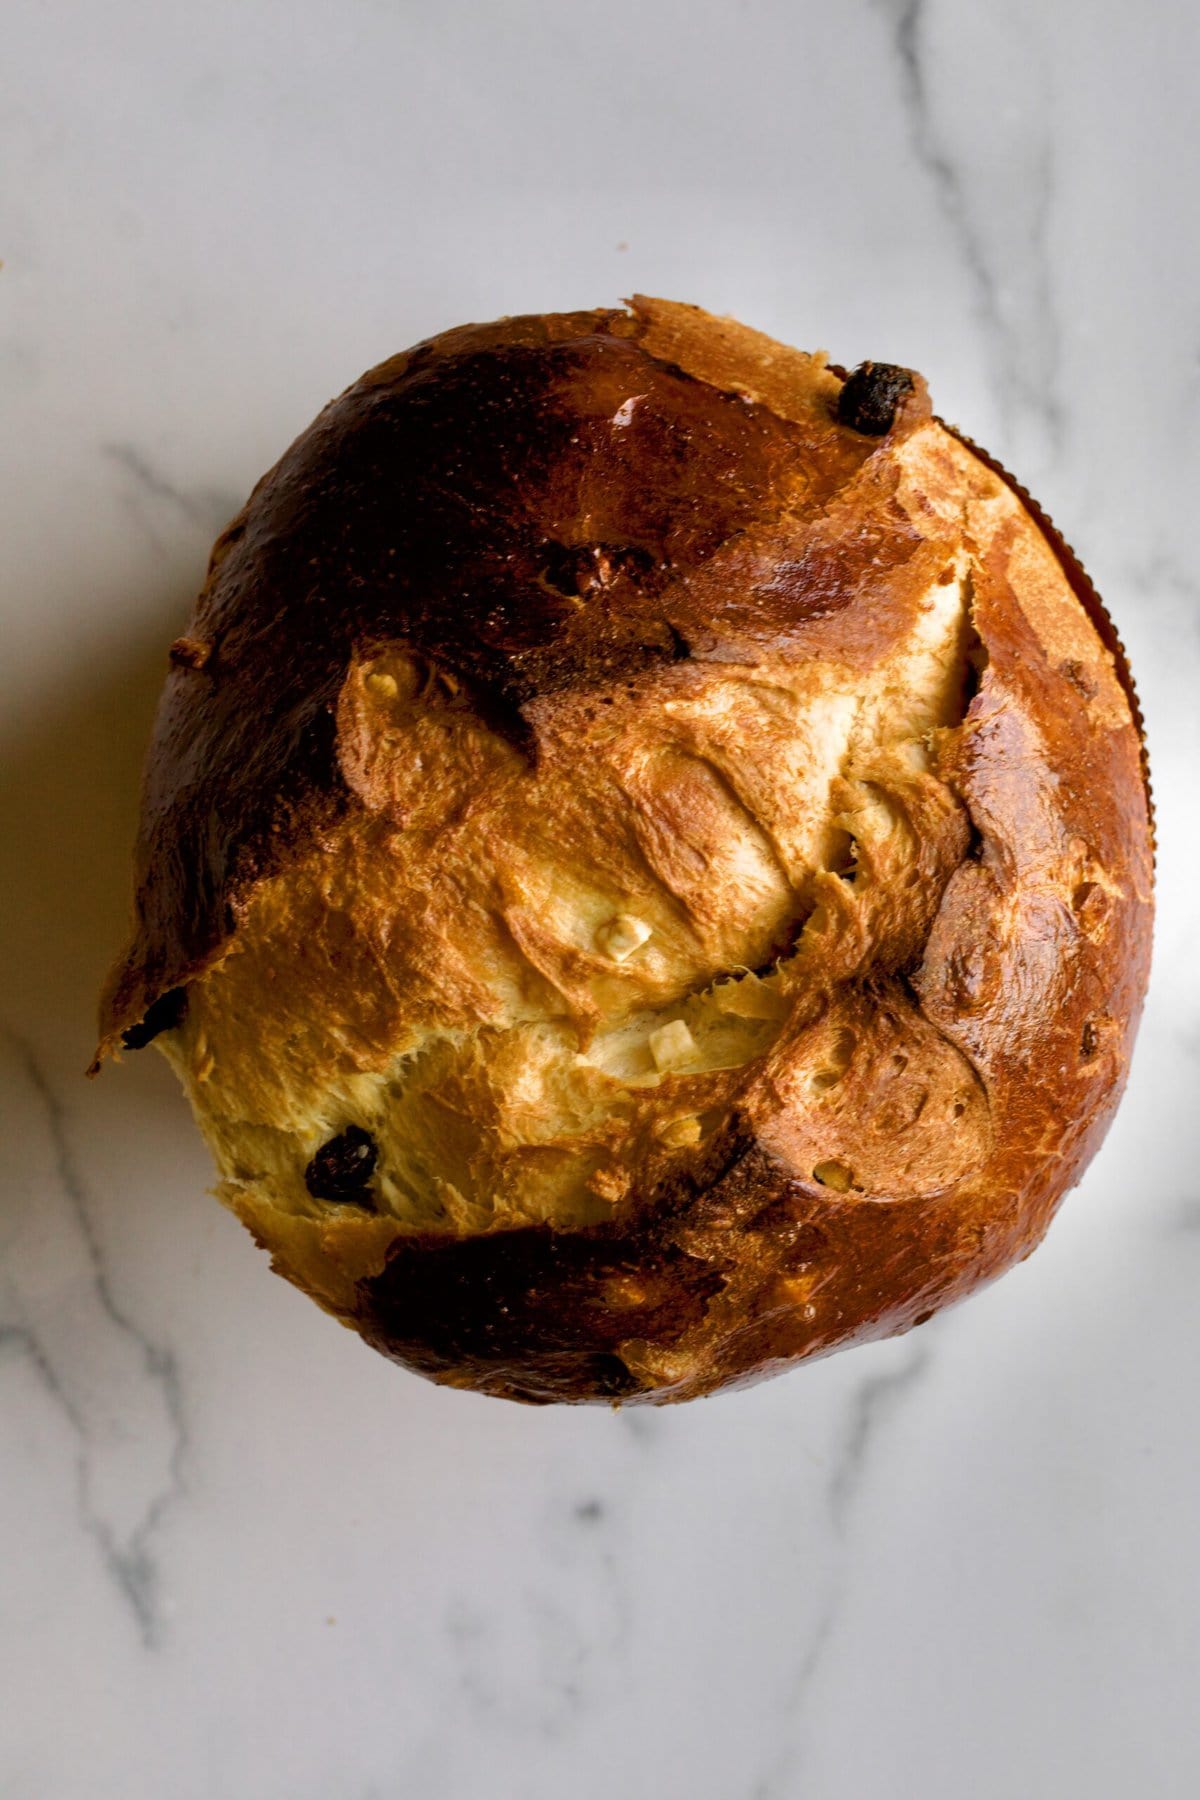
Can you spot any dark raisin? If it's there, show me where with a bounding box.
[1080,1020,1100,1060]
[304,1126,379,1205]
[121,986,188,1049]
[588,1352,639,1398]
[836,361,915,436]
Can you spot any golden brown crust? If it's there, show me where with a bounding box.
[97,299,1153,1404]
[938,420,1154,850]
[95,299,923,1055]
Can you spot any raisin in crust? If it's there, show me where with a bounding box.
[96,298,1153,1405]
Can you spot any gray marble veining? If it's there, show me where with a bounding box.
[1,1031,187,1645]
[749,1343,935,1799]
[2,1,1198,1795]
[877,0,1065,459]
[102,441,239,556]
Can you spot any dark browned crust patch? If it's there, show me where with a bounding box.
[96,311,893,1054]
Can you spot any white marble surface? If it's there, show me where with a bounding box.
[2,2,1198,1794]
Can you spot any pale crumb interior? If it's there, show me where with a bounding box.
[165,562,978,1238]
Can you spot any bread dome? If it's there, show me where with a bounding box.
[97,298,1153,1403]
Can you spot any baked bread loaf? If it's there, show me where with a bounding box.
[96,298,1153,1404]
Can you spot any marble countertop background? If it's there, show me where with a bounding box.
[3,2,1198,1795]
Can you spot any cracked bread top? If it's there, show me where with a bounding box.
[96,297,1153,1403]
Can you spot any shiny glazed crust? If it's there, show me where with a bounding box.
[96,298,1153,1404]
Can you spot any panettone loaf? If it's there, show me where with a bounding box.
[96,298,1153,1404]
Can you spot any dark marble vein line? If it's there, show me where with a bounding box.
[1026,134,1066,447]
[0,1320,84,1429]
[101,441,240,544]
[876,0,1063,450]
[0,1317,137,1628]
[828,1341,933,1529]
[748,1343,933,1800]
[888,0,1001,333]
[9,1032,187,1646]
